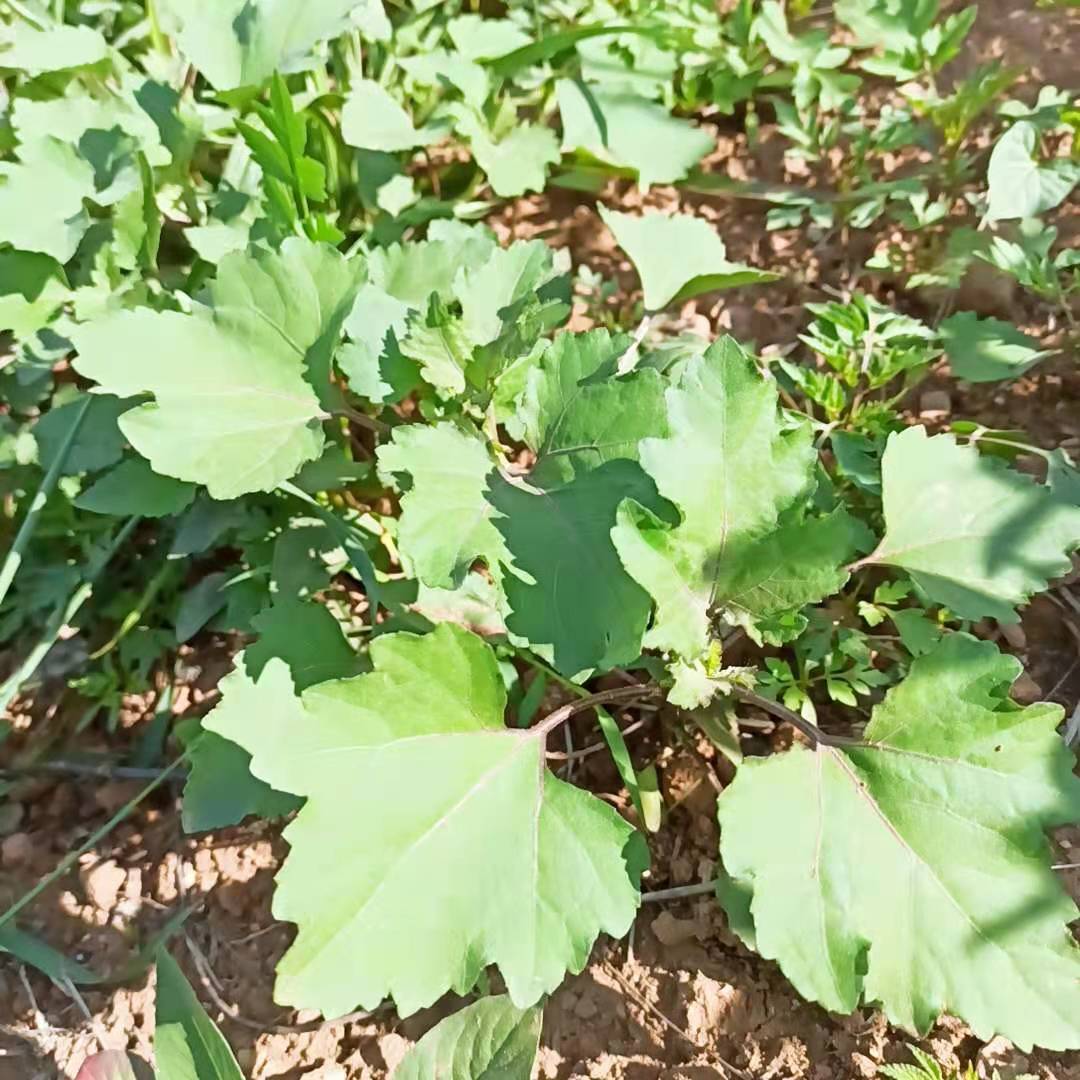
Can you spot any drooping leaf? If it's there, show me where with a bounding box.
[155,949,245,1080]
[74,458,196,518]
[856,426,1080,623]
[377,423,508,590]
[719,634,1080,1050]
[939,311,1051,383]
[162,0,366,90]
[516,328,669,487]
[0,137,95,263]
[613,338,860,656]
[987,121,1080,222]
[556,79,712,189]
[73,237,362,498]
[488,460,667,677]
[394,995,542,1080]
[204,623,643,1017]
[599,207,779,310]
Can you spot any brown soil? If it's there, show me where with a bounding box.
[3,2,1080,1078]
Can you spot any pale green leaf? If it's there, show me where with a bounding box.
[0,22,108,74]
[377,423,508,589]
[74,458,196,518]
[466,122,560,197]
[719,634,1080,1050]
[400,49,489,109]
[557,79,712,189]
[613,338,858,656]
[204,623,643,1017]
[342,80,441,152]
[394,995,542,1080]
[455,240,561,348]
[0,138,94,263]
[73,238,362,498]
[987,121,1080,222]
[859,426,1080,622]
[599,206,779,310]
[939,311,1051,382]
[155,950,245,1080]
[163,0,364,89]
[446,15,531,61]
[376,173,419,217]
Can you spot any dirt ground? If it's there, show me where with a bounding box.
[3,2,1080,1077]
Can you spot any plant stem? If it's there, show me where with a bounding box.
[0,517,139,713]
[640,879,720,903]
[533,685,660,738]
[0,752,189,932]
[0,760,188,783]
[729,688,864,748]
[0,397,92,609]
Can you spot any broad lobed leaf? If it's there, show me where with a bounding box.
[719,634,1080,1050]
[204,623,644,1017]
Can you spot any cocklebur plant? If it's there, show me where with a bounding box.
[3,1,1080,1071]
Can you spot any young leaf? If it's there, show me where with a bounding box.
[613,337,861,656]
[377,423,509,590]
[939,311,1051,383]
[155,950,245,1080]
[719,635,1080,1050]
[517,328,668,487]
[73,238,362,498]
[394,995,542,1080]
[599,207,779,310]
[163,0,364,89]
[456,114,560,197]
[204,623,643,1017]
[556,80,712,190]
[854,426,1080,623]
[74,458,196,518]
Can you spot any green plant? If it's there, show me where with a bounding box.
[2,0,1080,1071]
